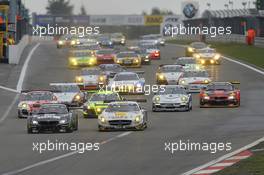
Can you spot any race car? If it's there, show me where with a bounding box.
[193,48,222,65]
[95,49,116,65]
[68,50,97,68]
[75,68,108,90]
[128,47,151,65]
[108,72,145,94]
[152,85,192,112]
[72,43,101,54]
[178,71,212,92]
[110,33,126,45]
[97,35,114,48]
[200,82,240,107]
[56,34,72,48]
[139,34,165,46]
[114,51,141,68]
[174,57,204,71]
[185,42,208,57]
[18,90,57,118]
[50,83,85,107]
[83,91,123,118]
[138,42,161,60]
[98,101,147,131]
[156,65,184,85]
[27,104,78,133]
[98,64,127,78]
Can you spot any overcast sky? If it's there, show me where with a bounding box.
[25,0,256,15]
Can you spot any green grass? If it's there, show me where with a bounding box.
[215,150,264,175]
[167,40,264,68]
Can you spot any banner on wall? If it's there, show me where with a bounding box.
[144,15,163,26]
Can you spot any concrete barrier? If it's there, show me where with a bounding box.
[8,35,30,64]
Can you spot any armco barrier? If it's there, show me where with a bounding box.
[168,34,264,47]
[8,35,30,64]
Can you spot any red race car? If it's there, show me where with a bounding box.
[18,90,57,118]
[95,49,116,65]
[200,82,240,108]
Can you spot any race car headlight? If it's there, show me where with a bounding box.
[59,119,67,124]
[75,76,83,83]
[200,59,205,64]
[74,94,81,101]
[89,58,96,64]
[180,80,186,85]
[58,40,64,45]
[99,116,106,123]
[158,74,165,80]
[188,47,194,52]
[210,59,215,64]
[134,115,142,123]
[214,54,221,60]
[203,94,210,100]
[204,79,210,84]
[96,108,102,113]
[134,59,139,63]
[228,96,235,100]
[145,55,149,59]
[71,40,76,45]
[99,76,105,82]
[121,38,125,43]
[21,103,29,109]
[136,83,142,88]
[154,96,160,103]
[195,65,201,70]
[116,59,121,64]
[32,120,38,125]
[70,58,77,65]
[194,54,201,59]
[181,96,188,102]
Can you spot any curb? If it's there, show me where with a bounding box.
[192,150,253,175]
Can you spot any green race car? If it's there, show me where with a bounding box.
[68,50,97,68]
[83,91,123,118]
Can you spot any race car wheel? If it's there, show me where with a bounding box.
[66,125,73,133]
[74,119,78,131]
[136,123,147,131]
[98,125,105,132]
[27,127,33,134]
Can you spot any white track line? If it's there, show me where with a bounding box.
[0,86,18,93]
[16,43,40,93]
[182,136,264,175]
[2,132,132,175]
[0,94,19,124]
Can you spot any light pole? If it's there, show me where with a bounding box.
[206,2,211,9]
[242,2,247,9]
[229,0,234,9]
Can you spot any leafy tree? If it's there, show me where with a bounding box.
[46,0,74,15]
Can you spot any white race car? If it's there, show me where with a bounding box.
[156,64,184,85]
[50,83,85,107]
[193,48,221,65]
[174,57,204,71]
[108,72,145,94]
[98,101,148,131]
[75,68,108,90]
[152,85,192,112]
[178,71,212,93]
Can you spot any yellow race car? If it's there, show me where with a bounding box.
[68,50,97,68]
[114,51,141,68]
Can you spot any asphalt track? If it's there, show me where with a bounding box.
[0,41,264,175]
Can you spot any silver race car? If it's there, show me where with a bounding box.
[156,64,184,85]
[50,83,85,107]
[98,101,148,131]
[178,71,212,93]
[174,57,205,71]
[193,48,222,65]
[152,85,192,112]
[108,72,145,94]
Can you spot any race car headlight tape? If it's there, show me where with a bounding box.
[135,115,141,123]
[188,47,194,52]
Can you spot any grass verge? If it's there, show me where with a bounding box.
[167,39,264,68]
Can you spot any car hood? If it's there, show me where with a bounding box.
[54,92,78,102]
[155,94,187,103]
[163,72,183,80]
[180,77,210,84]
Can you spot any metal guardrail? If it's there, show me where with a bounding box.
[167,34,264,47]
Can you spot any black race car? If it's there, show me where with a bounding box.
[27,104,78,133]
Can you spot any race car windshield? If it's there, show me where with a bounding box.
[197,49,216,54]
[114,74,139,81]
[206,84,234,91]
[116,52,137,58]
[36,105,68,114]
[158,87,187,95]
[160,66,182,72]
[175,59,196,65]
[72,52,93,57]
[90,93,119,101]
[183,71,209,78]
[82,69,101,75]
[106,103,140,112]
[52,85,80,92]
[191,42,207,49]
[21,93,53,101]
[96,50,114,55]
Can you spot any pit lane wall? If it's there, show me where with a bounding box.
[8,35,30,64]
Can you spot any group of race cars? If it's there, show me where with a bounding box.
[18,33,240,134]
